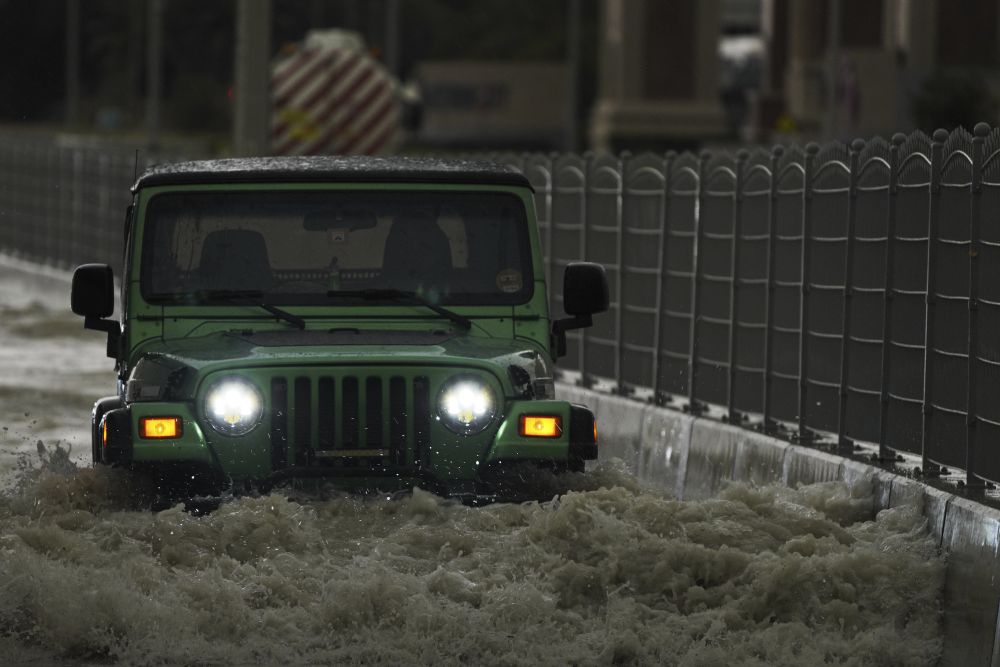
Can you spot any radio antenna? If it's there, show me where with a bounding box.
[133,149,140,181]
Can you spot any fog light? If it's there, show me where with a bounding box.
[519,415,562,438]
[139,416,182,439]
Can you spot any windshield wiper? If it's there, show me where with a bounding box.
[156,290,306,330]
[326,289,473,331]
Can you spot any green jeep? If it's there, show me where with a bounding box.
[70,157,608,502]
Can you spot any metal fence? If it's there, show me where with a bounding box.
[491,123,1000,488]
[0,131,187,272]
[3,126,1000,485]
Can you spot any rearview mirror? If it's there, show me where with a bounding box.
[71,264,119,358]
[303,208,378,231]
[71,264,114,318]
[563,262,609,316]
[551,262,609,358]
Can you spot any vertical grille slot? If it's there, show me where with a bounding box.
[270,377,288,470]
[389,376,407,466]
[342,376,359,448]
[317,377,335,450]
[366,377,383,449]
[413,375,431,467]
[294,377,312,465]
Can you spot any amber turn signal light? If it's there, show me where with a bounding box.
[139,417,182,439]
[519,415,562,438]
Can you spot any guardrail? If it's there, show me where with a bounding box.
[490,123,1000,488]
[2,125,999,487]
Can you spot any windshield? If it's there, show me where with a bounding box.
[140,190,533,306]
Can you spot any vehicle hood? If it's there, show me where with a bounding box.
[125,329,551,401]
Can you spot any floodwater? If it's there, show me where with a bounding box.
[0,259,944,666]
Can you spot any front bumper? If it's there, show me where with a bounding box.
[99,399,598,495]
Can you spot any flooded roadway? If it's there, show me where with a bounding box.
[0,259,944,666]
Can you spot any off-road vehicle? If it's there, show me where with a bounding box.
[71,157,607,501]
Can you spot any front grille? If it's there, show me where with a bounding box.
[269,372,432,470]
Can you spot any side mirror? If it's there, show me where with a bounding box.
[551,262,609,358]
[563,262,609,316]
[72,264,115,318]
[71,264,119,358]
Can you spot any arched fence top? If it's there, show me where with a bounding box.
[553,154,588,189]
[812,159,851,192]
[940,150,974,186]
[815,141,850,165]
[898,151,933,187]
[859,136,891,163]
[744,147,773,169]
[625,165,667,192]
[523,162,552,190]
[856,156,892,191]
[775,161,806,191]
[742,163,773,194]
[671,163,701,194]
[704,166,737,194]
[589,160,623,192]
[981,148,1000,185]
[493,126,1000,202]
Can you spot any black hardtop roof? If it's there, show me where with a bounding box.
[133,156,533,191]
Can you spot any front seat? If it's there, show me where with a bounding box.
[197,229,274,292]
[382,217,452,289]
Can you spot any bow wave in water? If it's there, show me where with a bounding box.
[0,445,943,666]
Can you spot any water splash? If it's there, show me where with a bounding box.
[0,455,943,666]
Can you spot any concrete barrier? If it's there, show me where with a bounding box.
[560,382,1000,667]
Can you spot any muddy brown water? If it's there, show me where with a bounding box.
[0,261,944,666]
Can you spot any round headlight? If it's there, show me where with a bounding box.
[437,375,497,435]
[204,376,263,436]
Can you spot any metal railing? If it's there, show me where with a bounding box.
[491,123,1000,487]
[0,131,188,272]
[3,126,1000,485]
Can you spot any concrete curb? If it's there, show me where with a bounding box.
[559,382,1000,667]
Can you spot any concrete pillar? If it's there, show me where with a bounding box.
[590,0,726,151]
[233,0,272,157]
[783,0,827,134]
[903,0,937,74]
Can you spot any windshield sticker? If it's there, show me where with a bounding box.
[329,228,347,243]
[496,268,523,293]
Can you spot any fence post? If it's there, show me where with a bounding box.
[577,152,594,388]
[726,150,748,424]
[686,151,710,415]
[651,151,675,406]
[614,152,631,395]
[921,129,947,475]
[835,139,863,456]
[965,122,988,486]
[761,146,782,433]
[877,133,905,462]
[797,143,819,442]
